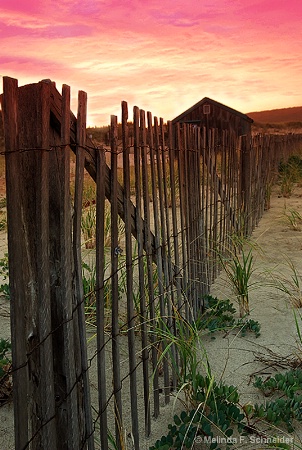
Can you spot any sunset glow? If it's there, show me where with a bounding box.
[1,0,302,125]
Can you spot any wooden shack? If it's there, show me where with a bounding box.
[172,97,253,137]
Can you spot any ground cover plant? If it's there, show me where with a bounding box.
[148,296,264,450]
[197,295,261,338]
[253,369,302,432]
[149,374,246,450]
[147,281,302,450]
[149,367,302,450]
[149,335,302,450]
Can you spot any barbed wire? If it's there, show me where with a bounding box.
[1,133,300,158]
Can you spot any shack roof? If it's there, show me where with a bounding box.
[172,97,254,124]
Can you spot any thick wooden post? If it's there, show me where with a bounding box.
[48,84,81,448]
[3,77,57,449]
[3,76,29,450]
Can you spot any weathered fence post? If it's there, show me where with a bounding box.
[73,90,95,450]
[3,76,30,450]
[110,114,124,448]
[95,145,109,450]
[121,101,140,449]
[3,77,57,449]
[133,107,152,431]
[48,84,82,448]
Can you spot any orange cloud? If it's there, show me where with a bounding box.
[0,0,301,125]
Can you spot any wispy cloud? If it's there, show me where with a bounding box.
[0,0,302,124]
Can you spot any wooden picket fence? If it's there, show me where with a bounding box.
[2,77,302,449]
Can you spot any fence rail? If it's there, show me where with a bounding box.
[2,77,302,449]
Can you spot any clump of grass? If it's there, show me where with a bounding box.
[270,257,302,308]
[278,155,302,197]
[81,182,125,249]
[217,238,256,318]
[283,207,302,231]
[82,260,98,325]
[82,257,116,330]
[279,173,295,198]
[82,203,96,248]
[294,309,302,363]
[151,305,209,408]
[82,251,150,330]
[81,184,96,248]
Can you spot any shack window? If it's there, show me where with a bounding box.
[203,104,211,114]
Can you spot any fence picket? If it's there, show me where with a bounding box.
[140,108,160,425]
[110,114,123,449]
[133,106,151,435]
[96,146,109,450]
[154,116,171,404]
[167,121,182,311]
[147,111,162,419]
[121,101,140,449]
[73,90,95,449]
[177,123,190,318]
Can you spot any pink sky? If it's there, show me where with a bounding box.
[1,0,302,125]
